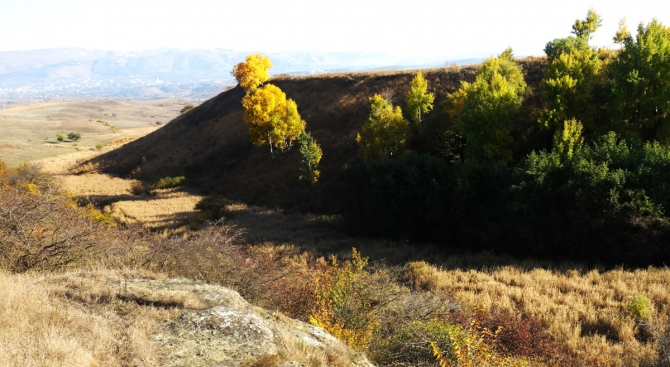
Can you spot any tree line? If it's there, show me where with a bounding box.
[345,10,670,266]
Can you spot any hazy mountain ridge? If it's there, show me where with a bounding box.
[0,48,455,100]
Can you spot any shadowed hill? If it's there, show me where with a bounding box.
[79,58,546,212]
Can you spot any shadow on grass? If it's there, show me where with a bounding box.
[219,202,590,272]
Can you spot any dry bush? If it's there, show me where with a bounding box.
[447,307,581,366]
[0,164,118,272]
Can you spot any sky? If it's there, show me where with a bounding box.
[0,0,667,60]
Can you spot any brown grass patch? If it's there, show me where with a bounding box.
[0,269,183,367]
[59,173,138,196]
[403,262,666,365]
[108,189,203,229]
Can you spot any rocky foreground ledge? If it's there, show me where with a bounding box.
[127,277,374,367]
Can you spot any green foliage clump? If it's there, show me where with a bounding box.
[447,49,527,161]
[298,131,322,183]
[356,94,410,160]
[155,176,186,189]
[540,36,602,132]
[571,8,603,40]
[373,320,460,366]
[406,71,434,127]
[628,294,652,320]
[608,19,670,142]
[56,133,66,142]
[346,132,670,265]
[67,132,81,141]
[95,144,104,151]
[552,118,584,159]
[309,248,379,351]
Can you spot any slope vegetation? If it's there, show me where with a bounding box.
[80,58,545,211]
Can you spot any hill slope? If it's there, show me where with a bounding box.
[80,58,546,212]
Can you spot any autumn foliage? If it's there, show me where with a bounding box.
[241,83,305,152]
[232,54,272,92]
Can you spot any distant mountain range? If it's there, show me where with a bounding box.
[0,48,477,100]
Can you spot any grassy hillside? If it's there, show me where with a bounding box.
[0,98,186,166]
[79,58,546,211]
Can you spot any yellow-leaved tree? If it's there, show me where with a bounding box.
[406,71,434,128]
[233,54,321,179]
[356,94,410,160]
[241,84,306,154]
[232,54,272,92]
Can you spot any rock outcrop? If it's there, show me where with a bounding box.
[127,277,374,367]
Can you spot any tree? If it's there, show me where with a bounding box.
[356,94,410,160]
[241,84,306,153]
[447,50,527,161]
[608,19,670,142]
[539,36,602,131]
[232,54,272,93]
[571,8,603,40]
[298,131,323,183]
[67,132,81,142]
[553,118,584,160]
[405,71,434,128]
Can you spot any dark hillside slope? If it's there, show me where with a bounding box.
[80,58,546,212]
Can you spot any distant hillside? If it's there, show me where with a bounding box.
[79,58,546,212]
[0,48,455,100]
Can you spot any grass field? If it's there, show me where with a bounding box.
[0,98,188,166]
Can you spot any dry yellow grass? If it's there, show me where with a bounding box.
[108,189,202,228]
[0,269,185,367]
[0,98,185,167]
[404,261,667,366]
[36,154,202,229]
[59,173,138,196]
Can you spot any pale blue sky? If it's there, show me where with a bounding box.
[0,0,667,59]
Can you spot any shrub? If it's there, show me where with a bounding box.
[95,144,104,151]
[67,132,81,141]
[308,249,379,351]
[180,105,195,114]
[628,294,652,320]
[56,133,66,142]
[155,176,186,189]
[0,164,114,272]
[130,181,149,196]
[430,312,529,367]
